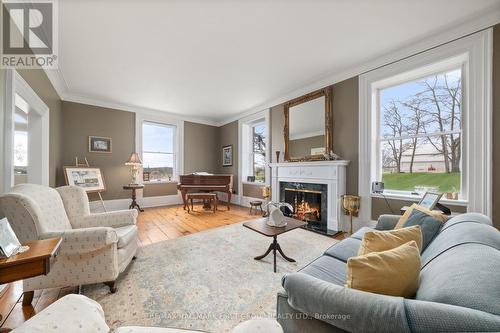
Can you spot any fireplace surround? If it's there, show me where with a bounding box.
[270,160,349,235]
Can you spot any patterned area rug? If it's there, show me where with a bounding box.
[83,222,337,332]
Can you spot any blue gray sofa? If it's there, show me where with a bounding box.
[277,213,500,332]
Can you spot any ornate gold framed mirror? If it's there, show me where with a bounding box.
[284,87,333,161]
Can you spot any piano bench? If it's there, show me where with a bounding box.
[186,193,218,213]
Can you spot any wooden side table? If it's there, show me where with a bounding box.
[243,218,306,272]
[0,237,62,325]
[123,184,145,212]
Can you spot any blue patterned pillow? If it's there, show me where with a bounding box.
[402,210,442,251]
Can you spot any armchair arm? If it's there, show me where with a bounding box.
[40,227,118,255]
[375,214,401,230]
[282,272,411,332]
[11,294,109,333]
[71,209,137,229]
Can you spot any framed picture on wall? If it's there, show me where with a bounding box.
[222,145,233,167]
[64,167,106,193]
[89,136,112,153]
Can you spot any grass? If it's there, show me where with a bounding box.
[382,172,460,193]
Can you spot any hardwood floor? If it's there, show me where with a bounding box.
[0,203,344,329]
[0,204,259,328]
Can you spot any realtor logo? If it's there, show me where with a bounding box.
[1,0,58,68]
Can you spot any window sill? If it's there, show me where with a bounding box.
[370,192,468,207]
[241,181,267,186]
[143,180,178,185]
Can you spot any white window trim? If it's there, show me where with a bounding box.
[3,69,49,192]
[135,111,184,185]
[238,109,270,196]
[359,29,492,222]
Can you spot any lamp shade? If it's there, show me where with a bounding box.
[125,152,142,165]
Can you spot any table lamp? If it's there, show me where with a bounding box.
[342,195,360,235]
[125,152,142,185]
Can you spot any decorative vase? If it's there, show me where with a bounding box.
[276,151,281,163]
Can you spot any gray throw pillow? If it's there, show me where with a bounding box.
[402,210,442,251]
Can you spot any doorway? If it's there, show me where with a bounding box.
[2,70,49,192]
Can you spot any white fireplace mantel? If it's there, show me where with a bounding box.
[270,160,349,233]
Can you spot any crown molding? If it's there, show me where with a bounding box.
[215,6,500,127]
[61,92,220,126]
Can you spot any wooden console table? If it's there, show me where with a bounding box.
[0,237,62,325]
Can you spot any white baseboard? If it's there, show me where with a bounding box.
[89,194,183,213]
[89,193,263,213]
[216,192,263,208]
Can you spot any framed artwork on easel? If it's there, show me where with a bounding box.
[64,167,106,193]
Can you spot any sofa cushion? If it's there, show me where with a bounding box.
[323,237,361,262]
[346,241,420,298]
[115,225,137,248]
[398,210,441,250]
[350,227,373,240]
[299,255,346,286]
[395,204,448,229]
[417,243,500,315]
[358,225,423,255]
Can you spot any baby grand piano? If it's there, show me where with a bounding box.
[177,174,233,210]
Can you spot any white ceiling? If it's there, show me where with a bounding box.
[51,0,500,125]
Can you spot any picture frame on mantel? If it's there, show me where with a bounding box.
[222,145,233,166]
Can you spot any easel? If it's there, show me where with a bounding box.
[75,157,107,212]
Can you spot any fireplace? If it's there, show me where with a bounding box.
[279,182,329,235]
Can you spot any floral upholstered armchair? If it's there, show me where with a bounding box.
[0,184,138,304]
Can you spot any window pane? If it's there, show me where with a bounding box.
[253,152,266,183]
[380,68,462,139]
[381,134,461,195]
[253,123,266,153]
[251,123,266,183]
[143,122,174,153]
[14,94,29,181]
[143,152,174,182]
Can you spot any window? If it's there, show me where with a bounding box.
[358,29,491,222]
[142,121,175,182]
[379,68,462,197]
[239,109,270,190]
[252,122,266,183]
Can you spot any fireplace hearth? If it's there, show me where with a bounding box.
[280,182,329,235]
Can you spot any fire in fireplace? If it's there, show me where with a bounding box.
[279,182,328,235]
[284,188,321,222]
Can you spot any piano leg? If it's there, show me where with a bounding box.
[227,191,232,211]
[181,190,188,210]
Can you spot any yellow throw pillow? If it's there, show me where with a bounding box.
[346,241,420,298]
[358,225,423,256]
[395,204,448,229]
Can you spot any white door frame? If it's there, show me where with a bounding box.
[3,69,49,192]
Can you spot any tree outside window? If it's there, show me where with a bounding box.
[379,68,462,196]
[252,123,266,183]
